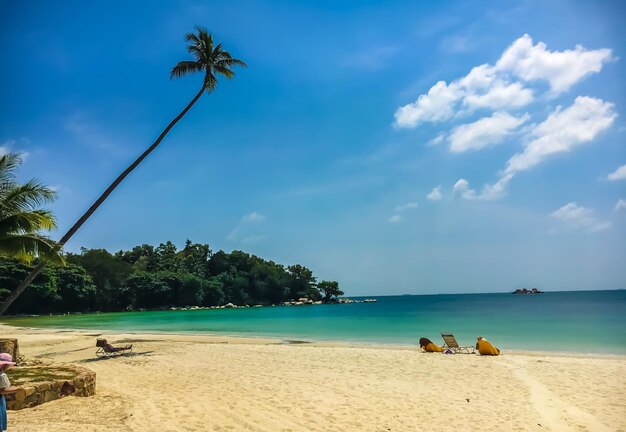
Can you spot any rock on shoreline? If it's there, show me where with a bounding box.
[166,297,378,310]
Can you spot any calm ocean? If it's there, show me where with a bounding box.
[3,290,626,354]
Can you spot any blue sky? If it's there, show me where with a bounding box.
[1,0,625,295]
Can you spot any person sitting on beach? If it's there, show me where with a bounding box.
[476,336,500,356]
[0,353,19,431]
[419,337,444,353]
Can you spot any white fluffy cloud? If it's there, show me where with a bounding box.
[394,70,529,128]
[505,96,616,175]
[551,202,611,233]
[453,179,476,200]
[448,111,529,153]
[463,97,616,200]
[615,199,626,212]
[495,34,613,94]
[452,174,513,201]
[457,64,496,90]
[394,34,612,128]
[607,163,626,181]
[463,80,533,110]
[427,186,442,201]
[394,81,462,127]
[453,179,469,193]
[459,64,533,110]
[394,34,616,205]
[388,215,402,224]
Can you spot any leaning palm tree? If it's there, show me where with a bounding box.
[0,152,62,264]
[0,26,246,315]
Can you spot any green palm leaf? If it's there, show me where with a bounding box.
[0,152,61,265]
[0,153,21,184]
[0,210,57,234]
[0,180,56,215]
[172,25,247,93]
[170,61,203,79]
[0,233,64,265]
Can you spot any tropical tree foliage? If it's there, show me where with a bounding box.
[318,280,344,303]
[0,241,341,314]
[0,259,95,314]
[0,152,61,264]
[170,26,247,92]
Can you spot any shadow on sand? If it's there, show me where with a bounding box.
[79,350,156,363]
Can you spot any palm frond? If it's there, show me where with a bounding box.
[0,180,57,216]
[195,26,213,48]
[0,153,22,184]
[173,26,246,92]
[0,234,64,265]
[185,31,201,45]
[211,43,224,61]
[219,58,247,68]
[203,72,218,92]
[187,45,208,63]
[0,150,61,267]
[0,210,57,234]
[212,65,235,79]
[170,61,203,79]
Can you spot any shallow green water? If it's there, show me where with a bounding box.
[3,290,625,354]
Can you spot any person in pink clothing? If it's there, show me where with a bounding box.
[0,353,18,432]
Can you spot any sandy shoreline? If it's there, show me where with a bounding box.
[1,324,625,431]
[5,322,625,358]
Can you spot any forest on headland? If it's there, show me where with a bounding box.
[0,240,343,315]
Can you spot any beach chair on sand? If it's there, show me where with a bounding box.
[96,338,133,357]
[441,333,475,354]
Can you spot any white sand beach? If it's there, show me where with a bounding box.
[2,324,625,432]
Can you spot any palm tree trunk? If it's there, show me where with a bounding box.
[0,86,205,316]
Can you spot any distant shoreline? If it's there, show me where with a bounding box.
[3,289,624,318]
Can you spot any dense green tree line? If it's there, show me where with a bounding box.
[0,240,343,314]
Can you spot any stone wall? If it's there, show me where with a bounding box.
[0,338,20,362]
[5,364,96,410]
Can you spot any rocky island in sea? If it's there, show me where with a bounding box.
[512,288,544,294]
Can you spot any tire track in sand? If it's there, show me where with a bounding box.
[502,358,609,432]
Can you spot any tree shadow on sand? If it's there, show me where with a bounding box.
[79,350,156,363]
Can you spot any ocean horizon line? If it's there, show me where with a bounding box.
[346,287,626,298]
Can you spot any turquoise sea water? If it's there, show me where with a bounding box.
[3,290,626,354]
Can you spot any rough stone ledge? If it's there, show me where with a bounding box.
[5,364,96,410]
